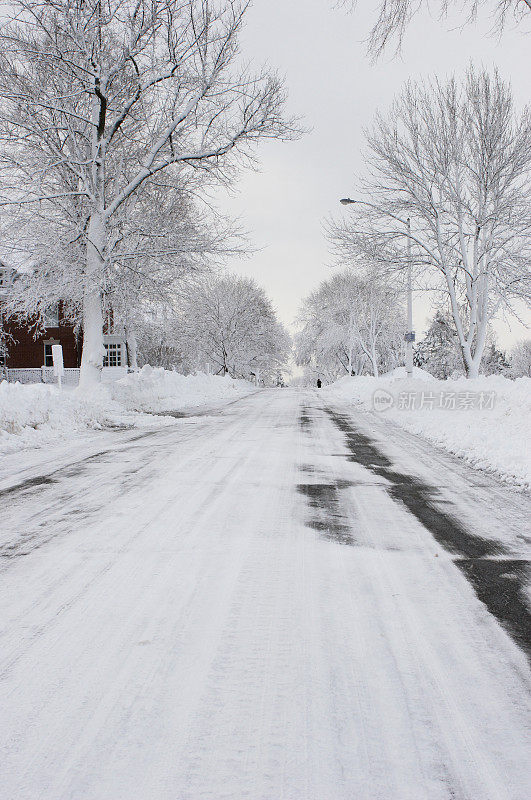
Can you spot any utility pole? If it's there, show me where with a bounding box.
[405,218,414,378]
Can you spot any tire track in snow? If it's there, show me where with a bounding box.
[1,389,529,799]
[324,406,531,659]
[297,400,530,798]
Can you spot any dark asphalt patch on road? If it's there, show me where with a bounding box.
[326,408,531,659]
[299,408,312,432]
[298,408,356,545]
[147,410,189,418]
[297,481,355,546]
[0,474,58,500]
[455,558,531,657]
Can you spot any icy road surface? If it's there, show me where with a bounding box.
[1,389,530,800]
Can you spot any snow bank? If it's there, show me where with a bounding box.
[323,372,531,489]
[0,382,131,456]
[0,369,254,456]
[110,366,254,413]
[379,365,436,382]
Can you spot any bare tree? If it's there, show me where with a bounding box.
[135,303,190,371]
[509,338,531,377]
[330,68,531,378]
[0,0,299,387]
[178,274,291,383]
[338,0,530,58]
[295,269,404,379]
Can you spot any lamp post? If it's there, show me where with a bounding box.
[340,198,415,378]
[405,217,414,378]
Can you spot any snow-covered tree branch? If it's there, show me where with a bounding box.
[338,0,530,58]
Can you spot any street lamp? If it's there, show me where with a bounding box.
[404,218,414,378]
[339,197,415,378]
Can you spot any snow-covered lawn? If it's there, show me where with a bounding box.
[0,367,254,456]
[323,369,531,490]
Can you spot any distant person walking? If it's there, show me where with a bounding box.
[316,378,322,389]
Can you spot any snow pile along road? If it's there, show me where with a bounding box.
[0,369,254,456]
[323,369,531,489]
[110,365,254,413]
[0,381,133,456]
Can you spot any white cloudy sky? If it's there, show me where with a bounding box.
[216,0,530,347]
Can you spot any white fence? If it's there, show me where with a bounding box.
[2,367,80,386]
[1,366,128,385]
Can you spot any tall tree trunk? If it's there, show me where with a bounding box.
[465,361,480,379]
[444,270,486,379]
[79,211,105,389]
[457,313,488,379]
[370,344,379,377]
[80,64,107,390]
[467,281,489,379]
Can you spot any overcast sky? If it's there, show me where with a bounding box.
[216,0,530,348]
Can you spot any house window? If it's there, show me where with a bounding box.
[44,303,59,327]
[44,343,54,366]
[103,342,122,367]
[43,340,59,367]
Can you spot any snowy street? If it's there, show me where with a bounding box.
[1,388,530,800]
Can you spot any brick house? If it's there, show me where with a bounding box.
[0,262,126,376]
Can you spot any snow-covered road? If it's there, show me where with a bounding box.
[1,389,530,800]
